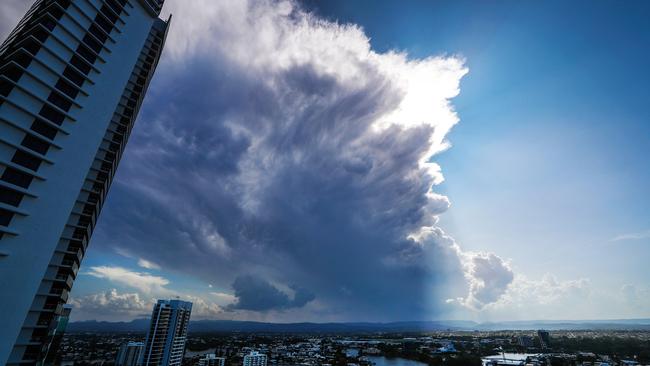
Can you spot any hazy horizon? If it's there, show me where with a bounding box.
[69,317,650,324]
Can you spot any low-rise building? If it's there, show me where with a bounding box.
[243,351,267,366]
[198,354,226,366]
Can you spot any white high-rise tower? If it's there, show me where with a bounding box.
[141,299,192,366]
[0,0,170,364]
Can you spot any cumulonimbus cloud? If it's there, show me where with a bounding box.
[81,0,511,320]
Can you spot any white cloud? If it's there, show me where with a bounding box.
[457,251,515,310]
[409,227,514,311]
[611,229,650,242]
[185,295,225,319]
[70,289,153,320]
[86,266,171,295]
[210,291,237,305]
[461,274,595,320]
[70,288,227,321]
[501,275,591,307]
[137,258,161,270]
[75,265,230,320]
[114,247,134,258]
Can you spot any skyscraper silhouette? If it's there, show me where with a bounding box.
[0,0,170,364]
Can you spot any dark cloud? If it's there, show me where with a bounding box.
[88,0,484,321]
[226,275,314,311]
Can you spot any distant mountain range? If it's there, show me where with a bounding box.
[67,319,650,333]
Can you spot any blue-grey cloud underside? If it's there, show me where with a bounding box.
[83,0,509,320]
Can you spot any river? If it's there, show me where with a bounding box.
[346,349,427,366]
[365,356,427,366]
[481,353,539,366]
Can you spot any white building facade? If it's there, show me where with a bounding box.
[198,354,226,366]
[141,299,192,366]
[243,351,268,366]
[0,0,170,364]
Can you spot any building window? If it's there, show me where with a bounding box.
[1,167,34,188]
[21,134,50,155]
[0,207,14,226]
[39,104,65,125]
[69,55,91,75]
[31,119,58,139]
[62,65,85,87]
[11,150,43,171]
[82,34,102,54]
[55,78,79,99]
[46,91,72,112]
[0,186,24,207]
[76,43,97,64]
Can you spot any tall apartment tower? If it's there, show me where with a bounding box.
[537,329,551,349]
[0,0,170,364]
[141,299,192,366]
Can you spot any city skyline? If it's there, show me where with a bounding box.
[1,0,648,328]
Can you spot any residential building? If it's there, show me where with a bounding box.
[141,299,192,366]
[198,354,226,366]
[517,336,534,348]
[0,0,170,364]
[537,330,550,349]
[243,351,267,366]
[116,341,144,366]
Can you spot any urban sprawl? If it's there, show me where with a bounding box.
[47,299,650,366]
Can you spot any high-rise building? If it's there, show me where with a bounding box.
[116,341,144,366]
[141,299,192,366]
[243,351,267,366]
[42,305,72,365]
[537,330,551,349]
[517,335,534,349]
[198,354,226,366]
[0,0,170,364]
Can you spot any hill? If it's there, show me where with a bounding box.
[66,319,650,333]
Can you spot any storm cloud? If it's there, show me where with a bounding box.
[83,0,509,320]
[226,275,315,311]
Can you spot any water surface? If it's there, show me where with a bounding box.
[365,355,427,366]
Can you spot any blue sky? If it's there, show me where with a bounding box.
[2,0,648,322]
